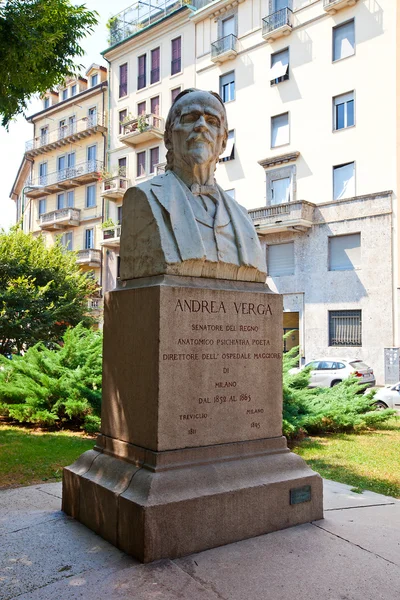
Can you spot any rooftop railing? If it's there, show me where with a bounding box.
[107,0,213,46]
[25,114,106,154]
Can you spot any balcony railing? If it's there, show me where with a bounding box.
[323,0,357,13]
[119,114,165,147]
[248,200,315,234]
[25,114,107,156]
[211,34,238,63]
[88,297,104,311]
[101,225,121,248]
[262,8,293,41]
[76,248,102,266]
[26,159,103,196]
[39,208,81,230]
[100,176,130,200]
[107,0,212,47]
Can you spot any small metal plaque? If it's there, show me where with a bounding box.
[290,485,311,505]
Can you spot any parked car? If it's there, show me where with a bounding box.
[289,358,375,389]
[372,383,400,410]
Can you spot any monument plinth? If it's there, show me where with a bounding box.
[63,89,323,562]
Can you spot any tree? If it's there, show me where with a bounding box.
[0,226,97,355]
[0,0,98,127]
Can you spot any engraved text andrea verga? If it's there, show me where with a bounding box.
[159,291,282,447]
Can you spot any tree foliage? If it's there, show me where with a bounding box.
[0,0,98,127]
[0,226,96,355]
[282,345,396,439]
[0,324,102,432]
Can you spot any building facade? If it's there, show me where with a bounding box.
[101,0,398,384]
[10,65,108,315]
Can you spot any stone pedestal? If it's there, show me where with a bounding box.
[63,275,323,562]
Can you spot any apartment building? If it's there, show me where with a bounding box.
[10,65,108,314]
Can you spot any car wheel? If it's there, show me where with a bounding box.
[331,380,341,387]
[374,401,388,411]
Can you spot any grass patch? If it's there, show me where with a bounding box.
[292,418,400,498]
[0,423,95,489]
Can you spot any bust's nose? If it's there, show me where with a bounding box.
[193,115,207,132]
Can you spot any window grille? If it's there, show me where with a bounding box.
[329,310,361,346]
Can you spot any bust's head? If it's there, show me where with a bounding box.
[164,89,228,172]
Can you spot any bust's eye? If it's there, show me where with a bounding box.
[206,115,220,127]
[180,113,198,124]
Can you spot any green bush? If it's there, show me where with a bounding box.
[283,346,396,439]
[0,324,102,433]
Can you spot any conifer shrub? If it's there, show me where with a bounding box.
[0,324,102,433]
[283,345,396,439]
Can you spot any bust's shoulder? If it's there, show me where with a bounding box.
[218,187,250,217]
[134,171,173,196]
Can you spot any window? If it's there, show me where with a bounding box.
[333,91,354,130]
[333,20,355,62]
[86,184,96,208]
[119,63,128,98]
[137,151,146,177]
[271,113,289,147]
[57,155,66,178]
[118,157,127,177]
[59,119,67,139]
[117,206,123,224]
[88,106,97,127]
[71,84,77,96]
[329,233,360,271]
[271,177,290,205]
[68,115,76,135]
[85,228,94,249]
[87,145,97,166]
[151,47,160,84]
[220,71,235,103]
[44,97,50,109]
[67,191,74,208]
[150,147,160,173]
[219,130,235,162]
[119,109,127,134]
[40,127,48,145]
[333,162,355,200]
[171,87,181,103]
[38,199,46,217]
[39,162,47,185]
[222,15,235,38]
[270,48,289,85]
[329,310,361,346]
[151,96,160,127]
[171,37,181,75]
[62,232,73,251]
[91,73,98,87]
[225,189,235,199]
[137,101,146,116]
[268,243,295,276]
[138,54,146,90]
[62,89,68,101]
[57,193,65,210]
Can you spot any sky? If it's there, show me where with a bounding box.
[0,0,131,231]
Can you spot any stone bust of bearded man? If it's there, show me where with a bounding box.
[119,88,267,283]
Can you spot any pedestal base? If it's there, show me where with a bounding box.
[63,436,323,562]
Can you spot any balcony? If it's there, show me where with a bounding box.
[100,176,130,201]
[101,225,121,248]
[26,160,103,197]
[107,0,212,47]
[76,249,102,267]
[39,208,81,231]
[211,34,238,64]
[119,114,165,147]
[25,114,107,157]
[323,0,357,14]
[88,297,104,312]
[248,201,315,234]
[262,8,293,42]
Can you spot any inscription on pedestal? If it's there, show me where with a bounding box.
[158,287,283,449]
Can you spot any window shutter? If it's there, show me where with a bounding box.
[333,162,355,199]
[271,113,289,147]
[268,243,295,276]
[334,21,355,61]
[150,147,159,173]
[119,63,128,97]
[271,177,290,205]
[150,96,159,115]
[329,233,360,271]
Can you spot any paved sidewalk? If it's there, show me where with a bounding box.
[0,479,399,600]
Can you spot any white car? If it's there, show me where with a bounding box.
[290,358,375,389]
[373,383,400,410]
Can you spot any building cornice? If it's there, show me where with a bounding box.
[190,0,245,24]
[258,151,300,169]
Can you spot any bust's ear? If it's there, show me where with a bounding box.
[219,132,228,156]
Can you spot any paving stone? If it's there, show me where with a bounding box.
[0,486,62,536]
[323,478,397,510]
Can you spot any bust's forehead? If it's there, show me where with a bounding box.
[174,91,224,117]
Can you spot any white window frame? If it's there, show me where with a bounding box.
[84,228,95,250]
[333,91,355,131]
[220,71,235,103]
[85,184,96,208]
[271,176,291,205]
